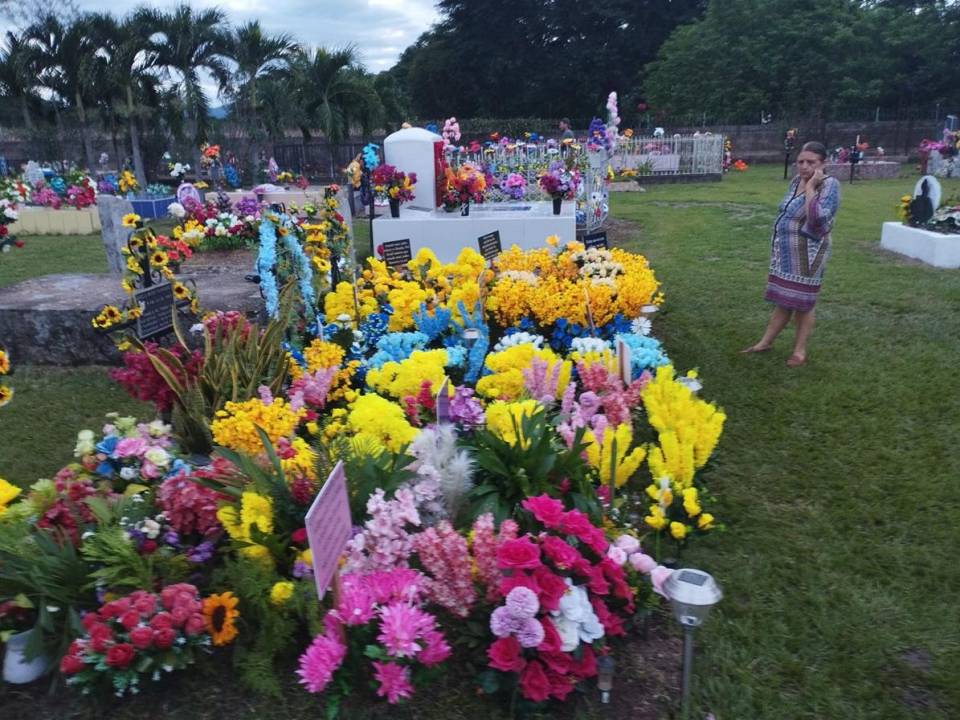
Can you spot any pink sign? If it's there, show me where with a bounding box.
[435,376,451,424]
[305,461,353,602]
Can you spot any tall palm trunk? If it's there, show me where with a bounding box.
[20,96,34,132]
[75,90,96,171]
[126,85,147,188]
[248,84,260,186]
[53,104,65,163]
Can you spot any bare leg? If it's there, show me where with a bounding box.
[743,306,792,352]
[789,308,816,364]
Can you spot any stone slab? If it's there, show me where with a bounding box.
[0,265,266,365]
[880,221,960,268]
[8,206,102,236]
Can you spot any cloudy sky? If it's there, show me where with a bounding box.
[74,0,441,72]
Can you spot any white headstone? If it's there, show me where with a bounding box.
[24,161,43,187]
[383,127,444,209]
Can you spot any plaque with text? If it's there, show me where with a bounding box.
[583,230,608,250]
[436,376,451,423]
[135,283,175,339]
[477,230,502,261]
[305,462,353,602]
[381,238,412,267]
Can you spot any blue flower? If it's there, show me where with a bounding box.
[368,332,428,368]
[362,144,380,170]
[615,332,670,378]
[414,303,453,342]
[445,345,467,368]
[95,435,118,457]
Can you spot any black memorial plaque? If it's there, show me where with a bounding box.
[135,283,175,339]
[477,230,502,261]
[381,238,412,267]
[583,230,608,250]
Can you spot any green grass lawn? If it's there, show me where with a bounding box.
[1,167,959,718]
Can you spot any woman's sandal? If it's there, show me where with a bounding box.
[740,344,772,354]
[786,354,806,368]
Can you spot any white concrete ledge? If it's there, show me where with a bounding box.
[880,221,960,268]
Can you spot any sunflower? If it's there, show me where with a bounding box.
[0,384,12,408]
[0,349,9,375]
[102,305,122,322]
[150,251,168,267]
[203,592,240,646]
[121,213,141,228]
[129,236,143,249]
[173,282,190,299]
[92,314,110,329]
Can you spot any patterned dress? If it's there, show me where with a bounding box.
[765,175,841,312]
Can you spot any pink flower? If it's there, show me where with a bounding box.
[152,628,176,649]
[183,613,206,636]
[519,659,551,702]
[499,571,541,599]
[119,610,142,631]
[533,567,568,612]
[496,537,542,571]
[297,631,347,693]
[650,566,673,597]
[606,546,627,566]
[377,602,436,658]
[129,591,158,616]
[128,626,153,650]
[372,661,414,704]
[336,574,377,626]
[614,534,640,555]
[541,535,582,571]
[487,636,525,673]
[490,606,521,637]
[504,586,539,618]
[629,552,658,574]
[417,630,452,666]
[558,510,593,539]
[538,618,563,653]
[114,437,148,458]
[516,617,546,648]
[521,494,565,528]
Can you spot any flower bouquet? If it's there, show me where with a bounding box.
[443,164,486,215]
[538,163,578,214]
[118,170,139,197]
[371,164,417,217]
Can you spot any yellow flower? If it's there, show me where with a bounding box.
[583,423,646,488]
[365,349,448,399]
[121,213,141,228]
[545,234,559,247]
[682,487,702,517]
[484,399,542,447]
[126,256,143,274]
[210,398,305,455]
[669,522,689,540]
[644,504,666,530]
[269,581,295,606]
[697,513,715,530]
[0,477,21,514]
[0,349,9,375]
[150,251,168,267]
[346,393,418,453]
[203,592,239,646]
[475,344,569,401]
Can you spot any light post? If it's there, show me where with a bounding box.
[663,568,723,719]
[596,654,615,704]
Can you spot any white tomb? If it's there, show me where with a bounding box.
[880,222,960,268]
[374,127,576,262]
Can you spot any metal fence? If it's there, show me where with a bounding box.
[270,140,377,181]
[611,134,724,177]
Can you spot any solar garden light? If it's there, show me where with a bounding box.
[595,654,615,704]
[462,327,481,345]
[663,568,723,719]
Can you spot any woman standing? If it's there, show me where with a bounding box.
[743,141,840,367]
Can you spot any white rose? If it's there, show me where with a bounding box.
[119,467,138,481]
[168,202,186,219]
[550,616,581,652]
[142,518,161,539]
[148,419,171,437]
[144,447,170,468]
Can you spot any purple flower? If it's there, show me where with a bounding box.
[293,560,313,579]
[516,617,546,648]
[449,387,484,428]
[186,540,214,563]
[505,586,540,618]
[164,530,180,548]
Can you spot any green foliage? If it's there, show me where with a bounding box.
[210,556,316,697]
[339,442,417,520]
[464,408,599,523]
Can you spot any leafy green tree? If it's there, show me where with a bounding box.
[0,31,39,132]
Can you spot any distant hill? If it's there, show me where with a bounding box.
[209,106,228,120]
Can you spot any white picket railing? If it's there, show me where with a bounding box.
[611,135,725,177]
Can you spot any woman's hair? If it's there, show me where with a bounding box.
[801,141,827,160]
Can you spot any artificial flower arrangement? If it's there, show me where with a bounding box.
[118,170,139,195]
[200,143,221,168]
[371,164,417,205]
[65,178,97,209]
[0,344,12,409]
[538,162,579,200]
[442,163,487,211]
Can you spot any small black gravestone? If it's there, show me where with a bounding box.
[910,179,934,226]
[583,230,608,250]
[381,238,412,267]
[134,283,175,339]
[477,230,502,261]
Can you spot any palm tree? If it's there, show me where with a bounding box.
[229,20,298,182]
[24,14,102,168]
[0,31,38,133]
[285,46,383,176]
[146,4,233,172]
[85,11,161,187]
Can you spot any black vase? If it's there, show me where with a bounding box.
[461,201,470,217]
[552,196,562,215]
[389,198,400,218]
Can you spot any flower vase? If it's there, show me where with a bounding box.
[443,203,460,213]
[389,198,400,218]
[461,201,470,217]
[552,196,562,215]
[2,629,51,684]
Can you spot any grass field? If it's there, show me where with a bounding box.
[1,166,959,718]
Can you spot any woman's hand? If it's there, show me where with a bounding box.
[806,169,825,197]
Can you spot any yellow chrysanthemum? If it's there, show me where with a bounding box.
[0,349,9,375]
[0,477,22,514]
[484,399,542,447]
[365,349,448,399]
[583,423,646,489]
[269,581,295,606]
[346,393,418,453]
[210,398,305,456]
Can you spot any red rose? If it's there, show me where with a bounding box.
[88,624,114,653]
[152,628,176,649]
[171,606,191,626]
[81,613,103,632]
[518,659,551,702]
[98,597,131,619]
[558,510,593,539]
[570,645,597,679]
[585,565,610,596]
[105,643,136,669]
[539,650,572,676]
[128,626,154,650]
[129,591,158,616]
[532,567,568,613]
[119,610,142,631]
[291,528,308,545]
[537,618,563,654]
[183,613,206,636]
[590,597,625,637]
[487,636,525,673]
[547,669,575,700]
[59,653,86,675]
[149,611,174,630]
[496,537,542,571]
[140,540,157,554]
[14,240,24,248]
[540,535,582,571]
[521,495,565,528]
[499,571,540,599]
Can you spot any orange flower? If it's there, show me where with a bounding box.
[203,592,240,646]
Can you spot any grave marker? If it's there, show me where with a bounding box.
[305,462,353,602]
[97,195,136,275]
[616,337,631,386]
[134,283,175,339]
[477,230,502,260]
[583,230,608,250]
[381,238,412,267]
